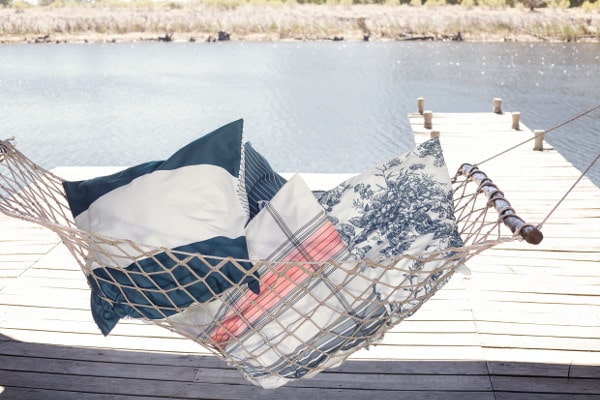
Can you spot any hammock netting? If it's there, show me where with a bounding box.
[0,136,542,389]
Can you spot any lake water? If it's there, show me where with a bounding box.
[0,41,599,187]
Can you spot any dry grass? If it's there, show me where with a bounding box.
[0,2,598,43]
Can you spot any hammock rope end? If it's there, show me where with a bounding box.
[519,224,544,245]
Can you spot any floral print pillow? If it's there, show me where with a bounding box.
[317,137,462,260]
[316,138,464,318]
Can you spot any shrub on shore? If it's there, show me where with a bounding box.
[0,0,598,43]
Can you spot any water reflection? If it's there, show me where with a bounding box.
[0,41,598,185]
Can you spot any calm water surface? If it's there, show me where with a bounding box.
[0,41,598,186]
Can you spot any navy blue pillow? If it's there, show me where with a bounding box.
[63,120,260,335]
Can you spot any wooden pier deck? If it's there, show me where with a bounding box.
[1,106,599,399]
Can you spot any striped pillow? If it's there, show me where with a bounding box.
[219,174,386,388]
[243,141,287,220]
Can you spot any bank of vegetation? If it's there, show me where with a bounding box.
[0,0,598,44]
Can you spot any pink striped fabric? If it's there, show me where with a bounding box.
[210,220,347,344]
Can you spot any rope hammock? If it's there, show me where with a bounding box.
[0,122,554,388]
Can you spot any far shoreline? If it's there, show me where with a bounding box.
[1,3,599,45]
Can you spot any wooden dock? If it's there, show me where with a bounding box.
[1,104,599,399]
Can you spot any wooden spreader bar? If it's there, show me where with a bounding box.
[457,163,544,245]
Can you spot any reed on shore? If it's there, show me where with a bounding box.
[0,1,599,44]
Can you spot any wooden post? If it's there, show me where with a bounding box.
[493,98,502,114]
[512,112,521,130]
[430,130,440,138]
[417,97,425,115]
[533,130,545,151]
[423,111,433,129]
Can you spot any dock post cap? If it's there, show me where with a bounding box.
[512,112,521,130]
[533,129,545,151]
[423,110,433,129]
[417,97,425,115]
[493,98,502,114]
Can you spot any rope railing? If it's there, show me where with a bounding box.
[537,150,600,231]
[474,103,600,167]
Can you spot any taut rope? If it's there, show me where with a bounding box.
[537,150,600,231]
[472,103,600,229]
[475,103,600,166]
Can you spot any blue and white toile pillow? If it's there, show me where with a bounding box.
[63,119,260,335]
[317,137,464,317]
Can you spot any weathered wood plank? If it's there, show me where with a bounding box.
[487,361,600,379]
[0,372,498,400]
[0,339,491,375]
[470,309,599,327]
[0,329,204,354]
[490,375,600,395]
[495,394,600,400]
[0,355,495,392]
[2,337,597,399]
[0,388,160,400]
[0,336,497,398]
[481,347,600,366]
[0,318,482,346]
[479,334,600,352]
[476,322,600,339]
